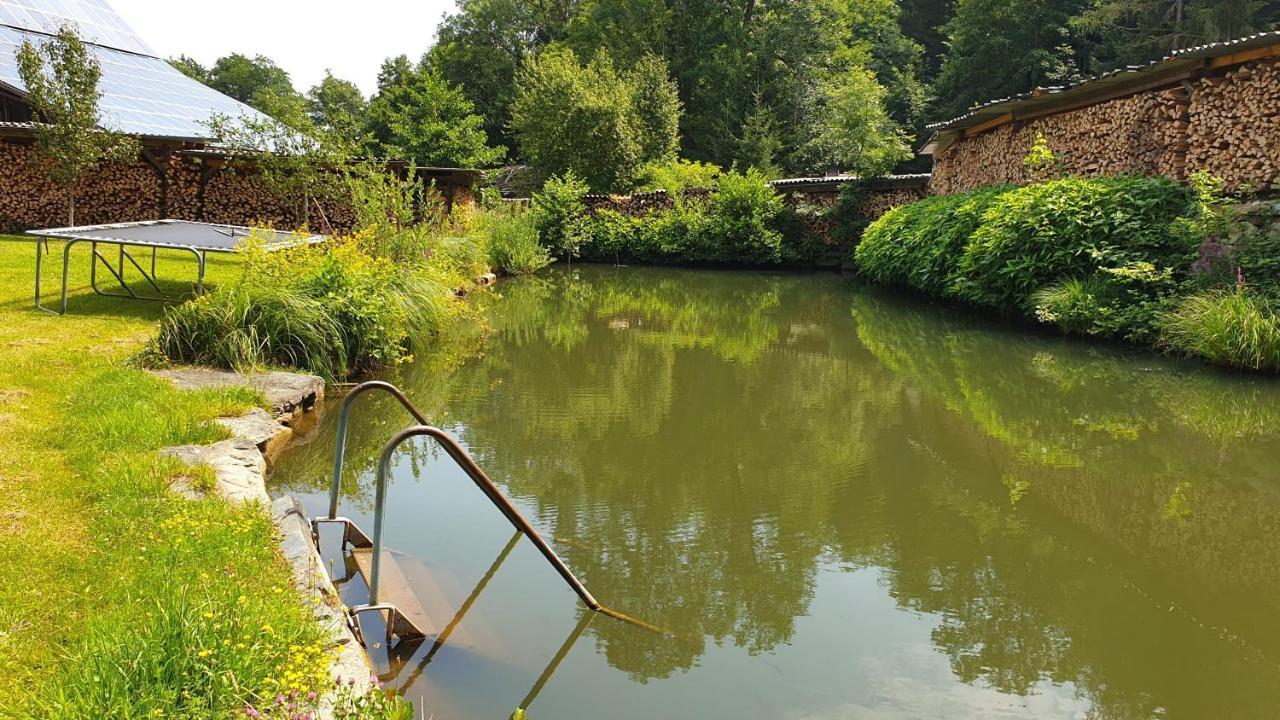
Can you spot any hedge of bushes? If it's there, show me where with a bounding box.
[854,174,1280,371]
[530,169,842,267]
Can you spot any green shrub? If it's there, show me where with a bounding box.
[484,206,552,275]
[634,158,722,193]
[698,168,785,264]
[155,236,455,381]
[566,169,781,266]
[952,176,1196,310]
[855,185,1010,296]
[1161,288,1280,371]
[531,172,590,256]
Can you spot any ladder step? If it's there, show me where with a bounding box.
[415,559,508,659]
[351,548,436,640]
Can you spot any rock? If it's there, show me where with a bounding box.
[150,367,325,422]
[160,438,268,504]
[217,408,293,467]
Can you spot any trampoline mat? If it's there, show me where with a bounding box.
[30,220,320,251]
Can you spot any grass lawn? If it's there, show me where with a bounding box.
[0,235,337,717]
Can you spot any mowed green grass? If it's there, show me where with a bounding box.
[0,236,335,716]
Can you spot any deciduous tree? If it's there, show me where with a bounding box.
[16,25,139,225]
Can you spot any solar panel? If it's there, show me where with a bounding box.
[0,24,270,139]
[0,0,154,56]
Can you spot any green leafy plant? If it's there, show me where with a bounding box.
[483,205,553,274]
[530,172,591,257]
[16,24,139,225]
[1022,131,1061,183]
[952,176,1196,310]
[855,185,1011,296]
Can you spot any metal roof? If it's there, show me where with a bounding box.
[0,0,271,141]
[771,174,931,190]
[925,30,1280,145]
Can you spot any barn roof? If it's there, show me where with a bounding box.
[0,0,269,142]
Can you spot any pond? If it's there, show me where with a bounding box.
[271,265,1280,720]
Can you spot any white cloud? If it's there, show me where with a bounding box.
[111,0,457,95]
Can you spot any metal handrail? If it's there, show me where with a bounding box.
[359,424,602,611]
[328,381,666,634]
[327,380,429,520]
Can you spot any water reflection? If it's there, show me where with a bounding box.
[274,266,1280,719]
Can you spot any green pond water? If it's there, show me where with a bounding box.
[271,265,1280,719]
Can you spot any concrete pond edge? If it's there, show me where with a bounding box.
[150,367,375,714]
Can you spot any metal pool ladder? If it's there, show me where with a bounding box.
[313,381,656,645]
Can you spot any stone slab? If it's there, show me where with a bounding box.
[217,407,293,467]
[160,438,268,504]
[150,367,325,422]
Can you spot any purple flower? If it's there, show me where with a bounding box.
[243,708,262,719]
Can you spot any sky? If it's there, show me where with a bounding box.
[111,0,458,96]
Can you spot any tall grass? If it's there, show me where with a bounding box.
[153,235,460,382]
[34,370,334,718]
[1161,288,1280,371]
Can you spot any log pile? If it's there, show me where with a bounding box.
[1187,58,1280,190]
[931,88,1185,194]
[932,56,1280,194]
[0,141,160,230]
[0,142,362,233]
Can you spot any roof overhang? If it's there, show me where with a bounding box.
[922,31,1280,155]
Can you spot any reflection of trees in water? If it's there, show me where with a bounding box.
[850,291,1280,717]
[276,268,1280,717]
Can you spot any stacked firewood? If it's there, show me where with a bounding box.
[932,57,1280,194]
[1187,58,1280,190]
[931,88,1184,194]
[0,141,160,229]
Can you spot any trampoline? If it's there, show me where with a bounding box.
[27,220,323,314]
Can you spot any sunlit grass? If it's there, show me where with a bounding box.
[0,236,333,714]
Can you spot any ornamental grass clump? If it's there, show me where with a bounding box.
[1161,288,1280,371]
[155,230,458,382]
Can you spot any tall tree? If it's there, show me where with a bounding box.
[365,55,505,167]
[205,53,304,119]
[933,0,1087,120]
[510,47,681,191]
[426,0,578,150]
[16,25,139,225]
[1073,0,1280,70]
[168,54,210,83]
[796,67,913,175]
[307,71,368,146]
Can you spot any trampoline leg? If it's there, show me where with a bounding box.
[60,239,79,315]
[197,251,207,295]
[34,237,56,314]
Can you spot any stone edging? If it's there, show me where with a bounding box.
[150,367,374,715]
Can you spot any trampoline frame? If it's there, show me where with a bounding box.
[27,220,322,315]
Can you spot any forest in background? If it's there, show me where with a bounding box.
[169,0,1280,190]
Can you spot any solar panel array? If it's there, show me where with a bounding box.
[0,0,269,140]
[0,0,152,56]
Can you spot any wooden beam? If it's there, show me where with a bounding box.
[1207,43,1280,69]
[963,112,1015,137]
